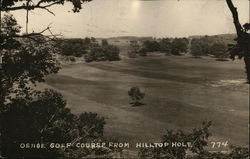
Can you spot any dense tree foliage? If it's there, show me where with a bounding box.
[0,2,114,158]
[0,15,109,158]
[139,121,249,159]
[84,40,120,62]
[159,38,172,53]
[139,121,212,159]
[143,40,160,52]
[190,36,228,58]
[57,37,96,57]
[170,38,189,55]
[225,0,250,83]
[0,89,107,158]
[139,38,188,55]
[0,0,92,13]
[189,147,249,159]
[0,14,60,104]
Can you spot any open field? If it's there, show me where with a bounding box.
[41,55,249,149]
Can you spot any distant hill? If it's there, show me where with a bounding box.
[106,34,237,45]
[107,36,153,41]
[189,34,237,44]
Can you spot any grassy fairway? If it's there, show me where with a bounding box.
[43,55,249,149]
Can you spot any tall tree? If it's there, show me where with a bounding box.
[0,1,116,158]
[0,0,93,107]
[226,0,250,83]
[0,0,92,38]
[1,0,91,13]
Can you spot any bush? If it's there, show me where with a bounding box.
[84,45,120,62]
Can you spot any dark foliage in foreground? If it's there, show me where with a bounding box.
[138,121,249,159]
[188,147,249,159]
[139,121,212,159]
[0,14,60,104]
[0,89,107,158]
[0,0,92,13]
[0,13,113,158]
[225,0,250,83]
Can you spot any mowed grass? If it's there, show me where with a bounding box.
[43,55,249,149]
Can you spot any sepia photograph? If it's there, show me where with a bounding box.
[0,0,249,158]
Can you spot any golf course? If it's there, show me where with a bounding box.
[41,54,248,150]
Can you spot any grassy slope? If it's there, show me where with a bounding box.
[42,55,248,149]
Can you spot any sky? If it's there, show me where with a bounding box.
[10,0,250,38]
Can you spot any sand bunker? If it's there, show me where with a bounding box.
[211,79,246,87]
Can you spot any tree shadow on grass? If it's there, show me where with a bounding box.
[129,102,146,107]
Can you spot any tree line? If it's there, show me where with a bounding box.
[0,0,249,158]
[190,36,230,58]
[58,38,120,62]
[130,36,233,58]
